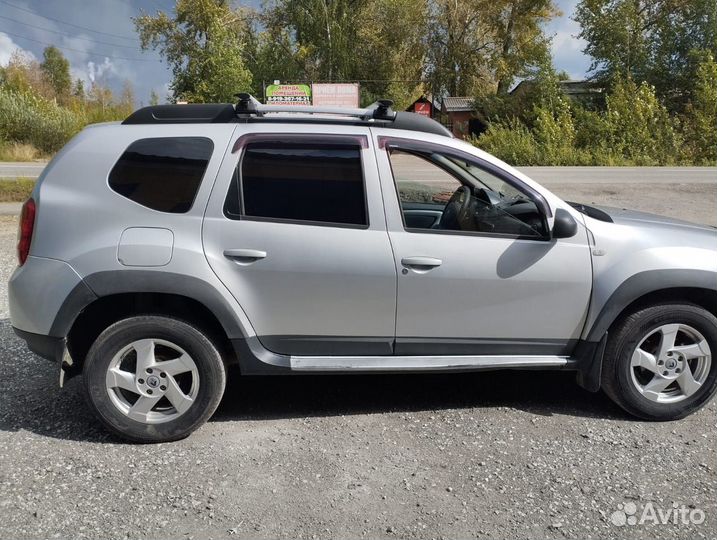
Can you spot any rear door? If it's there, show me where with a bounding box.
[203,125,397,356]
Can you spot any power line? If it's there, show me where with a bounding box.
[0,14,146,51]
[0,0,140,42]
[0,28,160,63]
[146,0,172,10]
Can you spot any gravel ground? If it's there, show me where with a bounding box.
[0,180,716,540]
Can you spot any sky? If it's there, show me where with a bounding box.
[0,0,592,105]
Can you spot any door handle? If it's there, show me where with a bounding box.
[224,249,267,265]
[401,256,442,272]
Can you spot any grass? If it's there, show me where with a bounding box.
[0,142,47,162]
[0,178,35,202]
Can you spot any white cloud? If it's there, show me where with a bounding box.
[0,32,36,66]
[87,57,116,83]
[0,1,171,104]
[546,0,592,80]
[551,28,589,79]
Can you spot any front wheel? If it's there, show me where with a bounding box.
[83,316,226,442]
[602,304,717,420]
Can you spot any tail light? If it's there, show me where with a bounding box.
[17,198,36,266]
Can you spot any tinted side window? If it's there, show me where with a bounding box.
[109,137,213,213]
[239,142,367,226]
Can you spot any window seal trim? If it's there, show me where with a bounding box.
[236,215,370,230]
[378,135,552,217]
[403,226,550,242]
[224,133,371,229]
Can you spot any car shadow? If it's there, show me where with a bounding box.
[213,366,624,423]
[0,320,626,444]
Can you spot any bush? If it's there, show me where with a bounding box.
[471,119,541,165]
[0,141,43,161]
[601,78,680,165]
[473,77,691,166]
[0,88,83,153]
[681,52,717,164]
[0,177,35,202]
[532,98,581,165]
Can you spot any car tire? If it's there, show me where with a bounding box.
[602,303,717,421]
[82,315,226,443]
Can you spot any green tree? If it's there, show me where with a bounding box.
[247,28,304,93]
[134,0,253,102]
[427,0,558,97]
[3,50,54,98]
[354,0,428,108]
[40,46,71,100]
[492,0,560,94]
[601,77,679,164]
[426,0,496,97]
[575,0,717,110]
[476,59,568,127]
[119,80,135,115]
[261,0,356,82]
[88,82,113,114]
[256,0,428,107]
[149,89,161,105]
[682,52,717,163]
[72,78,85,100]
[532,97,577,165]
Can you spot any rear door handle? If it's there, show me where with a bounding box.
[401,256,442,272]
[224,249,267,265]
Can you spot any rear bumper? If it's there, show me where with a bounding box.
[9,256,92,336]
[13,327,65,363]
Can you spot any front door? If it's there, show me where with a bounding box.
[374,134,593,356]
[203,126,397,355]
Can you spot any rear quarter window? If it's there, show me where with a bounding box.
[109,137,214,213]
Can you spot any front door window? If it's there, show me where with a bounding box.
[387,147,547,238]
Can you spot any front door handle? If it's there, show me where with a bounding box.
[224,249,267,265]
[401,256,442,272]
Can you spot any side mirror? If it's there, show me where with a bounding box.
[552,208,578,239]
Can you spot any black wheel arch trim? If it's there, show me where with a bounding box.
[49,270,248,340]
[585,269,717,343]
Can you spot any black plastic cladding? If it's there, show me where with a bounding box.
[122,104,452,137]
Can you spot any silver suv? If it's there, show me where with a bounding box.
[9,95,717,442]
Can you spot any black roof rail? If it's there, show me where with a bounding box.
[122,93,451,137]
[122,103,235,124]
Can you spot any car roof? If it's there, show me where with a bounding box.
[122,101,453,138]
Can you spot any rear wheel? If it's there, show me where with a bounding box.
[602,304,717,420]
[83,316,226,442]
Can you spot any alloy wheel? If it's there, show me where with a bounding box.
[630,323,711,403]
[105,338,200,424]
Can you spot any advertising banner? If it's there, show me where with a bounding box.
[414,101,432,117]
[265,84,311,106]
[311,83,360,108]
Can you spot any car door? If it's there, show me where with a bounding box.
[202,125,397,356]
[373,132,593,357]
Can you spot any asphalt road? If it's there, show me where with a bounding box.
[0,162,46,179]
[0,179,715,540]
[1,161,716,184]
[521,166,716,185]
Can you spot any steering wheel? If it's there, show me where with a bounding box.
[438,185,474,230]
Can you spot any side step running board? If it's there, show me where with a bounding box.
[290,355,572,372]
